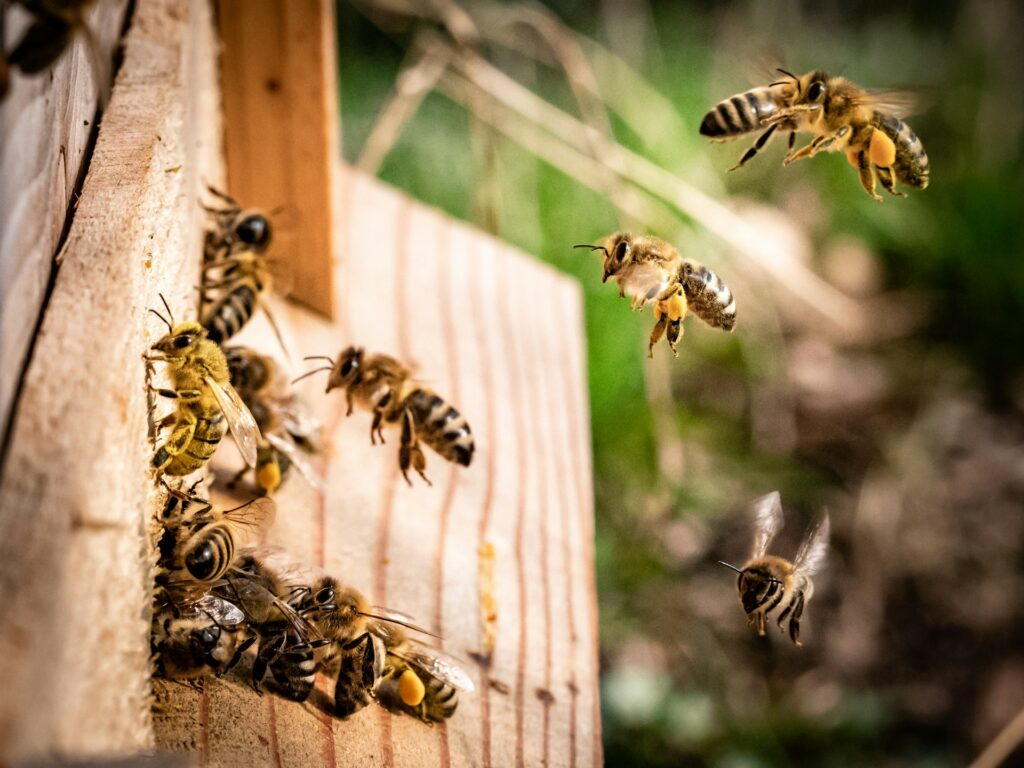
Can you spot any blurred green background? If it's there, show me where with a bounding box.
[334,1,1024,765]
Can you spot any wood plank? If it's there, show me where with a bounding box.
[152,165,601,767]
[216,0,340,319]
[0,0,130,456]
[0,0,223,760]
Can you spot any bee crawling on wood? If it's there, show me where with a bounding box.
[575,232,736,357]
[294,346,474,486]
[152,593,256,682]
[147,295,261,476]
[702,69,929,200]
[720,491,830,646]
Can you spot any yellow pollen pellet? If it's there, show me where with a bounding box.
[398,669,426,707]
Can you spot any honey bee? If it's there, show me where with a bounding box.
[575,232,736,356]
[225,346,323,495]
[157,483,276,583]
[152,593,255,681]
[720,491,830,646]
[201,185,273,263]
[374,641,475,723]
[147,296,261,475]
[295,347,474,486]
[703,70,929,199]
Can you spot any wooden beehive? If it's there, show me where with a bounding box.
[0,0,600,765]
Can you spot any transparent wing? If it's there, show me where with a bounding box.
[793,512,830,577]
[192,594,246,626]
[858,88,923,117]
[276,400,323,448]
[391,646,476,692]
[222,496,277,538]
[365,606,439,638]
[750,491,784,559]
[207,375,261,467]
[266,431,325,492]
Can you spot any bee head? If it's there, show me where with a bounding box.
[152,321,206,356]
[234,213,272,250]
[574,232,631,283]
[328,346,364,392]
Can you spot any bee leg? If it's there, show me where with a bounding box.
[666,318,684,357]
[876,166,905,197]
[729,123,778,171]
[855,150,883,202]
[370,410,385,445]
[399,409,431,486]
[788,591,806,646]
[756,611,766,636]
[783,134,826,165]
[655,282,682,302]
[788,130,796,154]
[204,184,241,209]
[345,391,355,417]
[252,634,286,694]
[222,629,258,675]
[153,414,197,468]
[648,309,668,359]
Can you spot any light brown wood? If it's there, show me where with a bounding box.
[0,0,223,760]
[0,0,130,456]
[216,0,340,319]
[152,166,602,768]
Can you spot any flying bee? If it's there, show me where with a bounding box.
[147,295,261,476]
[295,347,474,486]
[575,232,736,357]
[224,346,323,495]
[152,593,255,681]
[719,491,830,646]
[157,482,276,583]
[374,639,475,723]
[704,70,929,199]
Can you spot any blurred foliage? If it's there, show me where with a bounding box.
[335,1,1024,765]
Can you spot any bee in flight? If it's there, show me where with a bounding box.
[701,69,929,200]
[224,346,324,495]
[575,232,736,357]
[156,482,276,584]
[719,491,830,646]
[147,295,261,476]
[294,347,474,486]
[199,186,289,353]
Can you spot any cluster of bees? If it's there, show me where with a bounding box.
[577,70,929,641]
[147,188,474,721]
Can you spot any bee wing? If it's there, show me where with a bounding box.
[859,88,923,118]
[206,375,261,468]
[793,511,830,577]
[750,491,784,559]
[222,496,277,538]
[193,594,246,626]
[391,646,476,692]
[365,606,440,639]
[265,431,325,492]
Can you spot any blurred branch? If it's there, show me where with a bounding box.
[970,706,1024,768]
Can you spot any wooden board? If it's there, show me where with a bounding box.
[216,0,340,319]
[0,0,130,458]
[0,0,223,760]
[152,166,602,768]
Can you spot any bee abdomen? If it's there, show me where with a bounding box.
[271,646,319,702]
[680,263,737,331]
[408,390,475,467]
[203,283,258,344]
[183,525,234,581]
[874,113,929,189]
[700,88,777,138]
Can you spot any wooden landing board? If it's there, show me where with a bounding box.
[0,0,130,457]
[0,0,222,760]
[216,0,340,319]
[153,166,602,768]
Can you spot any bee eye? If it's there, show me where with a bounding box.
[236,215,270,247]
[807,82,825,101]
[340,358,357,378]
[316,587,335,604]
[613,241,629,263]
[173,334,193,349]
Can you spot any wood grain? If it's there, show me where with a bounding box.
[216,0,340,319]
[0,0,223,760]
[0,0,130,456]
[152,166,602,767]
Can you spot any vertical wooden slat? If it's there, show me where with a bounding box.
[153,166,600,767]
[216,0,339,319]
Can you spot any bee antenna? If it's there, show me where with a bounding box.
[148,308,173,335]
[159,293,176,328]
[303,355,335,364]
[573,244,607,256]
[291,366,333,385]
[717,560,743,574]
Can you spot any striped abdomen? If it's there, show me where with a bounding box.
[406,389,474,467]
[700,87,785,138]
[268,639,319,702]
[159,410,225,476]
[874,112,929,189]
[680,262,737,331]
[203,281,260,344]
[181,521,235,581]
[376,664,458,722]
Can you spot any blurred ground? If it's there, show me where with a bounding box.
[333,1,1024,765]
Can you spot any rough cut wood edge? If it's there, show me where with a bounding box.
[0,0,130,457]
[152,165,602,768]
[0,0,223,760]
[216,0,340,319]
